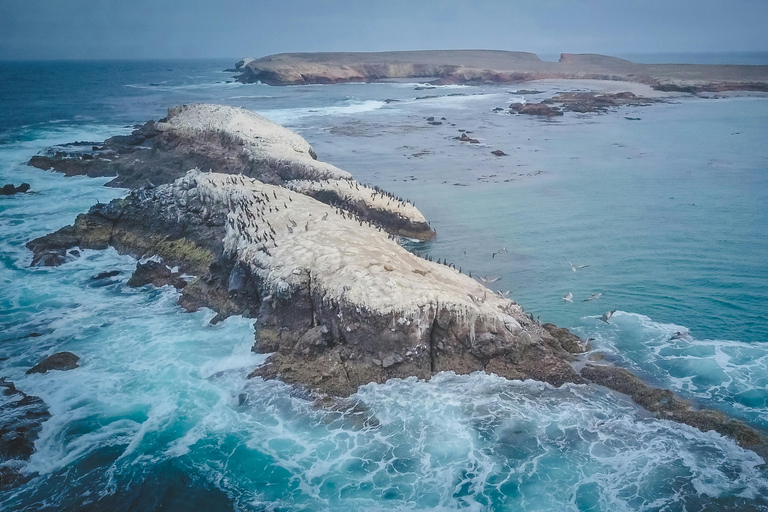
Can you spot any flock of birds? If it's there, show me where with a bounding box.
[209,174,626,329]
[559,257,616,323]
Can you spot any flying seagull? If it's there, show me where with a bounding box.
[562,293,573,303]
[564,257,589,272]
[492,247,508,258]
[599,308,617,323]
[583,292,602,302]
[478,276,502,284]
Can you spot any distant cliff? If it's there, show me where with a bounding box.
[234,50,768,92]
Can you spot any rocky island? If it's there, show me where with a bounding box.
[25,104,768,461]
[234,50,768,92]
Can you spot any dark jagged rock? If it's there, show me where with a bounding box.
[509,102,563,117]
[543,91,658,113]
[0,378,51,490]
[26,351,80,374]
[92,270,121,280]
[458,133,480,143]
[580,364,768,458]
[491,150,507,156]
[1,183,31,195]
[127,261,187,289]
[27,104,434,241]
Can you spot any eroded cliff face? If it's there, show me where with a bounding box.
[27,171,585,398]
[28,104,434,241]
[235,50,768,92]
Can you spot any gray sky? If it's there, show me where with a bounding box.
[1,0,767,60]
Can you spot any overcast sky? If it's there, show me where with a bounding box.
[1,0,767,61]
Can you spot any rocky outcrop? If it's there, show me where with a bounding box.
[509,91,658,116]
[28,171,586,399]
[25,168,768,455]
[234,50,768,92]
[26,352,80,374]
[581,364,768,459]
[1,183,31,195]
[509,102,563,117]
[28,104,434,241]
[0,378,50,490]
[127,261,188,289]
[543,91,658,113]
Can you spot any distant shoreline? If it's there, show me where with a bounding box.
[232,50,768,92]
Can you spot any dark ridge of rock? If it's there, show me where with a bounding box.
[92,270,121,280]
[491,150,507,156]
[26,351,80,374]
[27,104,434,241]
[235,50,768,92]
[0,378,51,490]
[1,183,31,195]
[542,91,658,113]
[580,364,768,457]
[458,133,480,143]
[127,261,188,289]
[509,102,563,117]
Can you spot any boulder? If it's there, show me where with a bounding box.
[127,260,187,289]
[26,351,80,374]
[0,183,31,195]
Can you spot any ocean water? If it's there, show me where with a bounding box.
[1,59,767,511]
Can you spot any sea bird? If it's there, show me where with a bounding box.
[492,248,508,258]
[583,293,602,302]
[599,308,617,323]
[562,293,573,303]
[564,257,590,272]
[478,276,502,284]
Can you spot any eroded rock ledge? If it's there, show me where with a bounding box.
[235,50,768,92]
[27,168,768,457]
[28,104,434,240]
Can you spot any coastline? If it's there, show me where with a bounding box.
[19,104,768,462]
[233,50,768,93]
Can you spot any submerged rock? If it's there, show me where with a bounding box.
[0,378,50,490]
[26,351,80,374]
[92,270,121,280]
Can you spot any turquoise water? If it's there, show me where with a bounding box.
[1,60,767,510]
